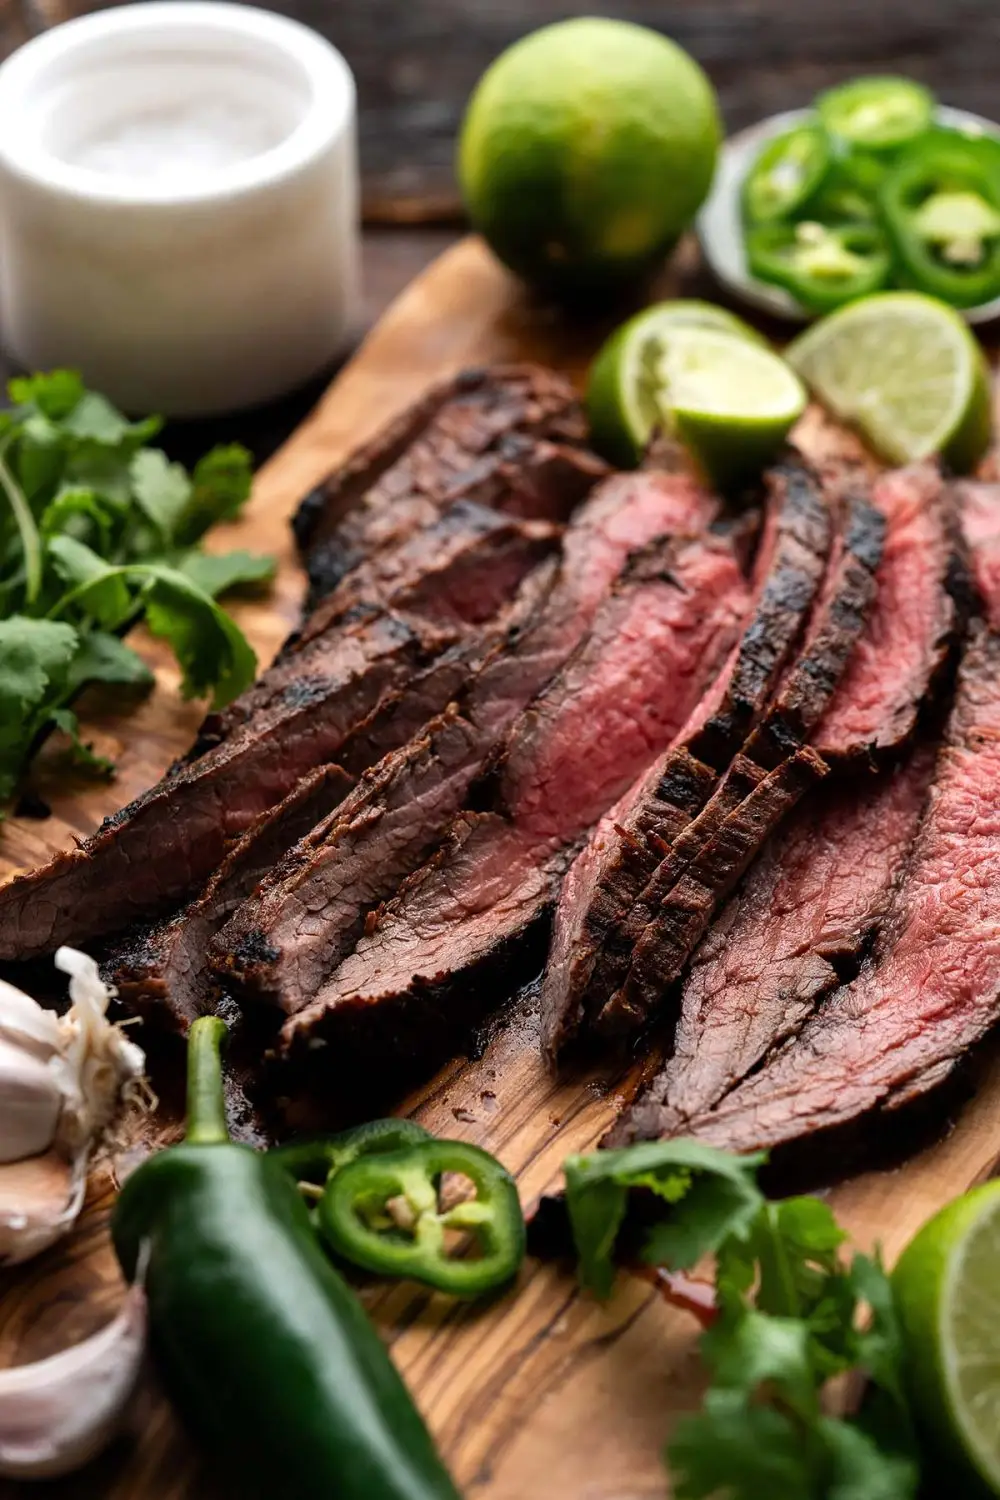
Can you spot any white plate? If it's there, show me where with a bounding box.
[696,104,1000,326]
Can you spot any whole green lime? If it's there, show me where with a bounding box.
[457,18,721,297]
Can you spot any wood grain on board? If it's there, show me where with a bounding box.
[2,236,1000,1500]
[6,0,1000,221]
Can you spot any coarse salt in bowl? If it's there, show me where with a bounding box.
[0,2,359,415]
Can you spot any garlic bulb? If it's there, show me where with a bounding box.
[0,949,148,1265]
[0,1282,147,1479]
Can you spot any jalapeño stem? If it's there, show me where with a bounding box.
[185,1016,231,1146]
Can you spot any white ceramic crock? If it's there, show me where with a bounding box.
[0,3,360,415]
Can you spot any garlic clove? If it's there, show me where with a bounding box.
[0,1037,62,1165]
[0,948,149,1265]
[0,978,62,1063]
[0,1152,85,1267]
[0,1280,147,1478]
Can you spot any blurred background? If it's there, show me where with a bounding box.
[4,0,998,447]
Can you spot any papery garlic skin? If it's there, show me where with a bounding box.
[0,949,147,1265]
[0,1281,147,1479]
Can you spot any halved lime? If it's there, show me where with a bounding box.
[893,1180,1000,1495]
[786,292,992,470]
[587,302,772,469]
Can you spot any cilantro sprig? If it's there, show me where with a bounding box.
[0,370,274,804]
[562,1140,921,1500]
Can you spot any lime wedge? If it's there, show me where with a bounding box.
[658,328,806,490]
[786,292,992,471]
[893,1181,1000,1495]
[587,301,767,468]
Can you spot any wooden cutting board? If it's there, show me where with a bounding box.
[2,235,1000,1500]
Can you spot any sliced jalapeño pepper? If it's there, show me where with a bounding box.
[319,1138,526,1297]
[801,161,880,225]
[882,138,1000,307]
[742,125,832,224]
[270,1118,433,1190]
[817,75,934,152]
[747,220,891,313]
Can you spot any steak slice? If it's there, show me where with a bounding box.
[957,478,1000,630]
[278,530,750,1062]
[292,365,591,602]
[595,488,883,1038]
[212,471,721,1012]
[110,763,355,1029]
[541,454,834,1056]
[0,610,450,960]
[672,622,1000,1162]
[615,744,936,1143]
[816,463,962,760]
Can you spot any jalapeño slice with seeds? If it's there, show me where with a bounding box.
[746,219,891,313]
[882,136,1000,307]
[742,124,832,224]
[817,75,934,152]
[318,1138,526,1297]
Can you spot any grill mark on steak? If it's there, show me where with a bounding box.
[210,471,722,1014]
[613,744,936,1145]
[608,464,958,1142]
[211,710,480,1010]
[292,365,591,603]
[298,502,563,641]
[195,447,595,756]
[606,747,830,1036]
[108,764,355,1028]
[593,488,882,1038]
[671,622,1000,1164]
[277,530,750,1062]
[0,611,451,959]
[815,464,963,760]
[540,455,833,1057]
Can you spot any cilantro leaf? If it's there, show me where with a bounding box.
[47,534,133,628]
[0,371,268,804]
[172,444,253,546]
[39,488,119,551]
[701,1310,817,1417]
[178,548,275,598]
[140,564,257,707]
[8,370,86,420]
[48,707,114,778]
[669,1391,818,1500]
[0,616,78,798]
[130,448,193,540]
[564,1139,766,1298]
[64,631,154,692]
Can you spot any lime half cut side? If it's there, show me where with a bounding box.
[893,1180,1000,1495]
[786,291,992,471]
[587,303,779,472]
[657,327,806,490]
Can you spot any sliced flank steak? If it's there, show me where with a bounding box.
[211,470,721,1013]
[0,610,446,960]
[277,529,751,1066]
[612,744,936,1144]
[541,454,835,1057]
[292,365,592,603]
[196,440,599,756]
[815,463,963,760]
[609,463,962,1140]
[0,373,598,964]
[110,763,355,1029]
[670,621,1000,1163]
[594,487,883,1038]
